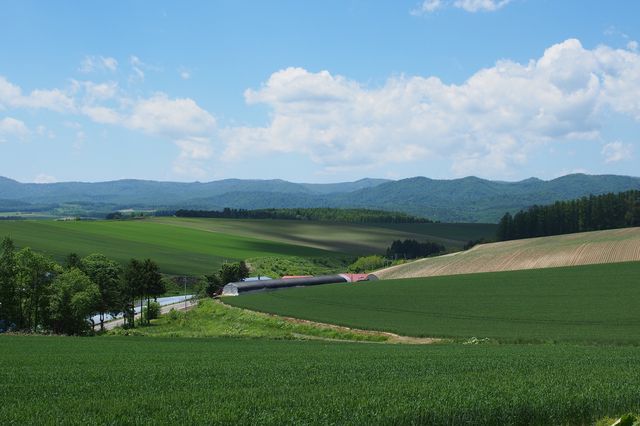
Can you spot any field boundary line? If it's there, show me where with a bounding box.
[217,299,443,344]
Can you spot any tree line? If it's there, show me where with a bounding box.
[202,261,250,297]
[175,207,432,224]
[386,239,446,260]
[0,237,165,335]
[496,190,640,241]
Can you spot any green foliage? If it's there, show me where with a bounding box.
[218,261,249,285]
[462,238,485,250]
[64,252,81,269]
[385,239,446,259]
[0,237,18,330]
[246,256,350,278]
[176,207,432,223]
[619,414,639,426]
[162,276,201,297]
[167,308,180,321]
[48,268,100,335]
[201,261,250,297]
[595,414,640,426]
[14,248,60,331]
[228,262,640,344]
[142,259,165,298]
[203,273,222,298]
[497,190,640,241]
[80,254,122,329]
[122,258,165,326]
[3,336,640,424]
[142,301,161,321]
[347,255,387,273]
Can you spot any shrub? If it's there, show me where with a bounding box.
[347,255,387,273]
[142,301,161,321]
[167,308,181,321]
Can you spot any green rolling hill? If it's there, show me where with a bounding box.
[0,218,495,275]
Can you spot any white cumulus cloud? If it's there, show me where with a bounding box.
[0,76,75,112]
[453,0,511,12]
[0,117,29,143]
[126,94,215,136]
[412,0,511,14]
[79,55,118,73]
[411,0,443,15]
[602,141,633,163]
[222,39,640,177]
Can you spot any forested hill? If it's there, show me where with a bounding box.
[496,190,640,241]
[1,174,639,223]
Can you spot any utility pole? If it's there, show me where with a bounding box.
[183,276,187,309]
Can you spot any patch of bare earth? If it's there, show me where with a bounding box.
[374,227,640,280]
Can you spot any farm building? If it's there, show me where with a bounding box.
[222,273,377,296]
[243,276,273,282]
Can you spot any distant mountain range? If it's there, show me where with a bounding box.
[1,174,639,223]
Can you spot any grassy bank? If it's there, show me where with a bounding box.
[111,299,387,342]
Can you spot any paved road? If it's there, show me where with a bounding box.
[95,299,198,331]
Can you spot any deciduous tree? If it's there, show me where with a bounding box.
[48,268,100,335]
[81,254,122,331]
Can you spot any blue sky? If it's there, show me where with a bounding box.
[0,0,639,183]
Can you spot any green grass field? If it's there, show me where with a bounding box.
[0,218,496,275]
[150,217,497,252]
[2,335,639,425]
[227,261,640,344]
[0,219,340,275]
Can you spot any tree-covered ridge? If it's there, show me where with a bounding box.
[3,174,639,222]
[496,190,640,241]
[175,208,432,223]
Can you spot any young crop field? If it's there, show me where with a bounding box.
[1,335,639,425]
[227,261,640,344]
[0,220,339,276]
[0,218,497,276]
[375,227,640,279]
[150,217,497,252]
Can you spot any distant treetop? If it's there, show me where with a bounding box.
[175,207,433,224]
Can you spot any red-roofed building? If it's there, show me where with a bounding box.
[339,274,371,282]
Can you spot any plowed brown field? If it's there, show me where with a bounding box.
[374,227,640,279]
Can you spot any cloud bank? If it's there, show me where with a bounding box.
[1,39,640,179]
[223,39,640,177]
